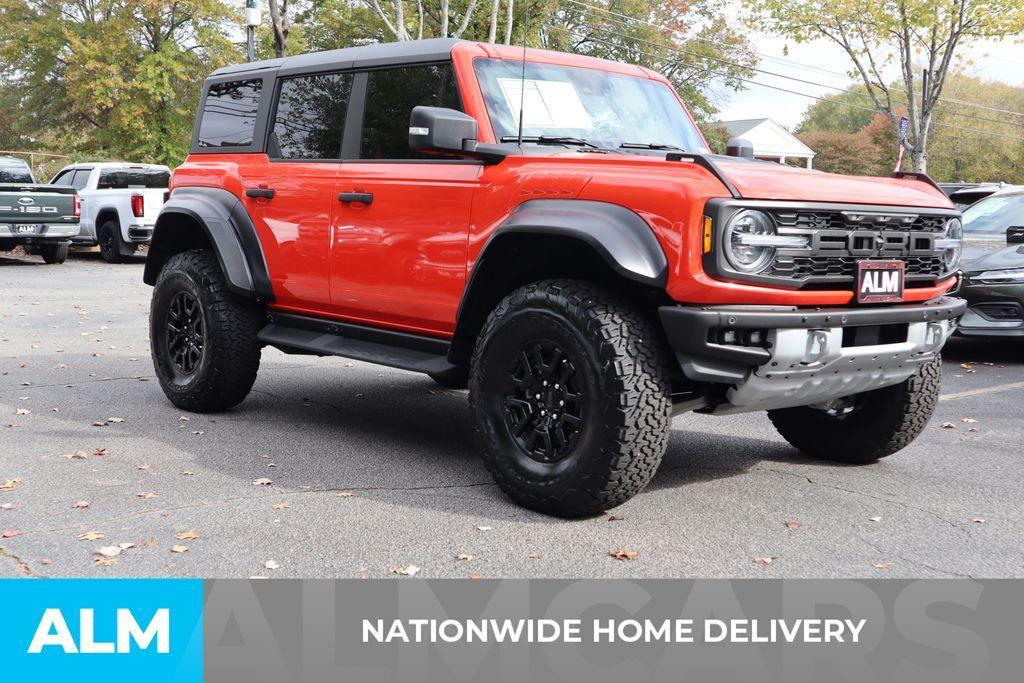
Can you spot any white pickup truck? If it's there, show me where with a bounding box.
[49,162,170,262]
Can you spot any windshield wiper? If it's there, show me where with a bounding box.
[619,142,686,151]
[500,135,601,149]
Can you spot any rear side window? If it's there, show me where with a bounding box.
[271,73,352,160]
[97,169,170,189]
[197,79,263,148]
[358,64,461,160]
[70,169,92,191]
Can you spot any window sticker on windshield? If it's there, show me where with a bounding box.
[497,78,593,130]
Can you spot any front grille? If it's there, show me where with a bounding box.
[765,208,950,283]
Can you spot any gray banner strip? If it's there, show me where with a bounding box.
[203,579,1022,683]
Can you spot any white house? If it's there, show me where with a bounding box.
[719,118,816,169]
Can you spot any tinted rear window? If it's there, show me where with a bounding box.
[197,79,263,148]
[97,169,170,189]
[0,163,33,183]
[271,72,352,160]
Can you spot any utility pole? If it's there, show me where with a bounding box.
[245,0,261,62]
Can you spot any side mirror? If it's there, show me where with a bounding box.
[1008,226,1024,243]
[725,137,755,160]
[409,106,508,164]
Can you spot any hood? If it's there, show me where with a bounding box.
[961,235,1024,274]
[711,158,954,209]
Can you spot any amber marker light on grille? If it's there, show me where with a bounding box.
[702,216,713,253]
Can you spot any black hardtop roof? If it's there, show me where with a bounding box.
[210,38,466,78]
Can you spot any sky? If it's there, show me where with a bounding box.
[715,35,1024,130]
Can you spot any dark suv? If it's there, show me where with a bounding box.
[146,39,965,517]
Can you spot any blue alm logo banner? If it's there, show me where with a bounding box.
[0,579,202,682]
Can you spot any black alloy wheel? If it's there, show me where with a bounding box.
[501,339,586,464]
[165,290,205,375]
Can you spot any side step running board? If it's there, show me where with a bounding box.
[257,312,456,376]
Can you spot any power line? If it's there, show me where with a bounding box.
[545,26,1024,143]
[561,0,1024,120]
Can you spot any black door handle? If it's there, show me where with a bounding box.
[338,192,373,204]
[245,188,275,199]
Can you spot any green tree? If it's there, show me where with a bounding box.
[746,0,1024,173]
[0,0,241,167]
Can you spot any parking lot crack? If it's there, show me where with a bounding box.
[857,535,975,579]
[0,545,39,578]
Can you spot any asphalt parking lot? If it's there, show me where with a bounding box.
[2,252,1023,579]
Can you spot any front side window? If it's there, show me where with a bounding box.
[197,79,263,148]
[358,64,461,160]
[97,168,170,189]
[271,72,352,160]
[473,59,708,153]
[963,193,1024,235]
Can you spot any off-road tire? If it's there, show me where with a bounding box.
[39,242,70,264]
[98,220,128,263]
[469,279,673,517]
[767,356,942,463]
[150,249,263,412]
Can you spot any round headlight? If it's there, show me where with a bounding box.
[940,217,963,273]
[724,210,776,273]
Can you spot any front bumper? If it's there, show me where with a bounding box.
[954,280,1024,338]
[0,223,80,241]
[659,296,966,414]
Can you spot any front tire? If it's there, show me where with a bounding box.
[469,279,673,517]
[150,249,263,412]
[39,242,70,264]
[768,356,942,463]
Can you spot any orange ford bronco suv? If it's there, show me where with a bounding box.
[145,39,966,517]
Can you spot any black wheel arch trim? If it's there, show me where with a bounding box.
[486,200,669,287]
[144,186,274,302]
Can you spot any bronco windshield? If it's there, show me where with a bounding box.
[473,59,708,153]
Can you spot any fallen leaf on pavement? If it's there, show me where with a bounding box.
[941,422,955,429]
[15,408,30,416]
[92,557,118,567]
[468,573,484,579]
[971,517,985,524]
[607,515,624,522]
[171,545,189,554]
[108,417,124,423]
[457,553,474,561]
[1,478,21,491]
[962,418,977,423]
[92,421,107,427]
[137,464,150,471]
[96,545,124,558]
[2,529,19,538]
[784,521,801,529]
[0,503,15,511]
[40,559,52,566]
[136,491,156,499]
[391,564,420,576]
[336,490,355,497]
[476,525,492,531]
[872,562,893,570]
[271,502,290,510]
[252,478,273,486]
[63,450,89,460]
[181,470,196,476]
[753,556,776,568]
[78,531,104,541]
[264,560,280,570]
[93,448,108,456]
[609,549,638,561]
[176,529,200,541]
[527,552,541,559]
[968,427,980,432]
[72,500,90,509]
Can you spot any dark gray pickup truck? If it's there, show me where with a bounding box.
[0,156,80,264]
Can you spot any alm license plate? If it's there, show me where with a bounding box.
[14,224,39,235]
[857,260,905,303]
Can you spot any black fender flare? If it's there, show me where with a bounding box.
[484,199,668,286]
[447,199,668,367]
[143,187,273,302]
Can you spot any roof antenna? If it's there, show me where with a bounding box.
[516,0,528,146]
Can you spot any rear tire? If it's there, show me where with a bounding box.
[98,220,126,263]
[767,356,942,463]
[39,242,70,264]
[469,279,673,517]
[150,249,263,412]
